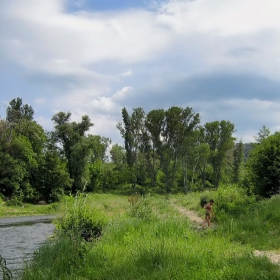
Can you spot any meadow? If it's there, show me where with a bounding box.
[17,186,280,280]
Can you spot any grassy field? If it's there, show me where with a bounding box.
[18,188,280,280]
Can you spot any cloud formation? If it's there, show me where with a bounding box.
[1,0,280,143]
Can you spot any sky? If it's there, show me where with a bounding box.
[1,0,280,144]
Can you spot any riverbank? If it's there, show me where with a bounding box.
[20,191,280,279]
[0,201,58,218]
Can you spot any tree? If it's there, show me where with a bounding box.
[90,135,111,163]
[117,107,146,188]
[0,98,46,202]
[51,112,94,193]
[110,144,126,166]
[160,106,200,192]
[247,132,280,197]
[6,97,34,123]
[203,120,236,188]
[35,150,72,202]
[144,109,165,188]
[232,140,244,183]
[253,125,270,143]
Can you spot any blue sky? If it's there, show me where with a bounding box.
[67,0,163,12]
[1,0,280,144]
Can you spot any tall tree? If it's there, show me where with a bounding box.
[0,98,46,202]
[144,109,165,188]
[203,120,235,188]
[232,140,244,183]
[51,112,94,193]
[160,106,200,192]
[6,97,34,123]
[253,125,270,144]
[117,107,146,187]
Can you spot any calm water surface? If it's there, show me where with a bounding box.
[0,215,55,278]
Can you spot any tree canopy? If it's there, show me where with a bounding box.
[1,97,278,203]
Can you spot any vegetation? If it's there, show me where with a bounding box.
[1,97,279,203]
[20,191,280,279]
[1,97,280,278]
[0,202,59,217]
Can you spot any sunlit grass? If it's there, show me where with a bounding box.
[21,192,280,280]
[0,202,58,217]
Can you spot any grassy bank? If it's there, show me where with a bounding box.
[0,201,59,218]
[20,190,280,280]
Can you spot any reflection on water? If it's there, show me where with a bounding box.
[0,216,55,278]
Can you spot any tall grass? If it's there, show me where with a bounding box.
[217,194,280,250]
[20,192,280,280]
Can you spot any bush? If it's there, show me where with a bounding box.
[211,185,256,221]
[6,193,24,206]
[55,193,107,242]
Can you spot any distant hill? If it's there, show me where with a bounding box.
[243,143,254,160]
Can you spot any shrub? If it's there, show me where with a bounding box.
[6,192,24,206]
[211,185,256,221]
[55,193,107,242]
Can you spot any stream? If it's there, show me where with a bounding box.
[0,215,55,279]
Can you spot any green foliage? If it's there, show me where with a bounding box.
[211,185,256,220]
[51,112,94,193]
[246,132,280,197]
[253,125,271,143]
[203,120,236,188]
[55,193,107,242]
[6,191,24,206]
[6,97,34,123]
[0,152,26,197]
[35,151,72,202]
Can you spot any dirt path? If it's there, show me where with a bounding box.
[253,250,280,265]
[175,207,204,223]
[174,204,280,266]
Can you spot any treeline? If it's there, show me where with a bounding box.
[0,98,278,204]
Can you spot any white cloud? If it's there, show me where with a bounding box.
[1,0,280,144]
[121,70,133,77]
[112,86,133,101]
[0,0,171,72]
[158,0,280,36]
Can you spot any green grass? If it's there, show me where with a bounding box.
[20,191,280,280]
[0,202,59,217]
[217,194,280,250]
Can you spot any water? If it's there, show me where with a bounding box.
[0,215,55,278]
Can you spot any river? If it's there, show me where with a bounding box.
[0,215,55,279]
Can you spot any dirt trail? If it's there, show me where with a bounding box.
[173,204,280,266]
[175,206,204,224]
[253,250,280,265]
